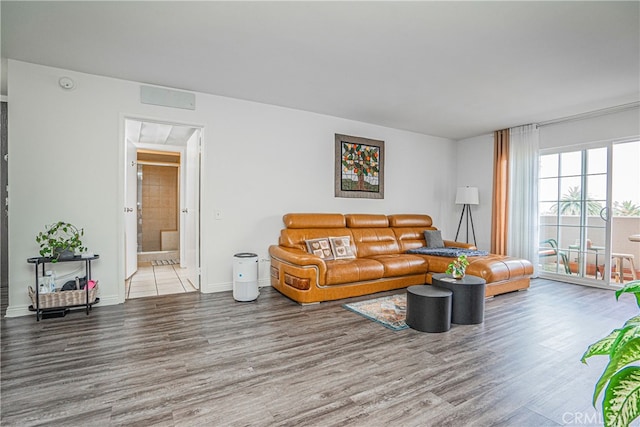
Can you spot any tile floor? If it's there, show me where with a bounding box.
[126,263,198,299]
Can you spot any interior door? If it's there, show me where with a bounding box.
[124,139,138,279]
[181,129,200,288]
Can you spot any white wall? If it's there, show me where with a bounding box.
[6,60,457,316]
[454,133,494,251]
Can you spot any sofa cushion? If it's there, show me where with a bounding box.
[350,228,400,258]
[417,253,534,283]
[325,259,385,285]
[367,254,429,277]
[345,214,389,228]
[387,214,433,227]
[424,230,445,248]
[284,213,345,229]
[305,238,334,260]
[391,227,436,252]
[329,236,356,259]
[465,255,534,282]
[421,255,453,273]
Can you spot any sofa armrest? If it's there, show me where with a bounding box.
[444,240,477,250]
[269,246,327,269]
[269,245,329,288]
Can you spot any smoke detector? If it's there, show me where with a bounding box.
[58,77,75,90]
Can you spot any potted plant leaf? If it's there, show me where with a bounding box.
[445,254,470,279]
[35,221,85,262]
[581,280,640,427]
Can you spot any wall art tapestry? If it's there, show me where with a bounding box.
[334,133,385,199]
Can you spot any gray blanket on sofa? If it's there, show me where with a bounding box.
[406,247,489,257]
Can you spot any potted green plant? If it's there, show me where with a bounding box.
[582,280,640,427]
[445,254,469,279]
[35,221,85,262]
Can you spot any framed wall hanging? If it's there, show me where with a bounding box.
[335,133,384,199]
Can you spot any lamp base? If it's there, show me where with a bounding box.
[454,204,477,247]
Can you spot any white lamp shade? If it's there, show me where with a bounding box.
[455,186,479,205]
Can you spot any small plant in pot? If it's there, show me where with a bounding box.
[446,254,469,279]
[36,221,85,262]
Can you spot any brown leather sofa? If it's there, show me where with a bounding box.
[269,213,533,304]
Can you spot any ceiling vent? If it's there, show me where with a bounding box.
[140,86,196,110]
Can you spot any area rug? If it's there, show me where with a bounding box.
[152,259,179,266]
[343,293,408,331]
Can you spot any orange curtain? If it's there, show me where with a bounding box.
[491,129,509,255]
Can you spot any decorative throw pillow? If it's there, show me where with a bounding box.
[329,236,356,259]
[305,238,334,260]
[424,230,445,248]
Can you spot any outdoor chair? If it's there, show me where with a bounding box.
[539,238,571,274]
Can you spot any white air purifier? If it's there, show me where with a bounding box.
[233,252,259,302]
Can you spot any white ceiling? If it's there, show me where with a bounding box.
[2,1,639,140]
[126,119,198,147]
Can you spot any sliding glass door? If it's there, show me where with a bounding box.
[539,139,640,287]
[611,141,640,284]
[539,146,611,285]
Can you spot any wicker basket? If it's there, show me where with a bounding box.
[28,284,99,309]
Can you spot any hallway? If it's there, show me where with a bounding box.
[126,263,197,299]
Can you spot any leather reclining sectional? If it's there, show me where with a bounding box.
[269,213,533,304]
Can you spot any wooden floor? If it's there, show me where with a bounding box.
[1,279,637,426]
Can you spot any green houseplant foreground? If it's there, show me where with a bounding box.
[582,280,640,427]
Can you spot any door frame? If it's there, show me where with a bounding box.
[1,100,8,317]
[119,114,204,302]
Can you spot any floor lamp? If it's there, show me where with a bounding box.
[454,186,479,247]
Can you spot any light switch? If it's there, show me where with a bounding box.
[215,210,223,220]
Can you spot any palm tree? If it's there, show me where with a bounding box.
[613,200,640,216]
[550,186,603,216]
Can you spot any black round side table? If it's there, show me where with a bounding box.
[431,273,486,325]
[406,285,452,333]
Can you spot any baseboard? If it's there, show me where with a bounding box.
[5,283,273,316]
[4,294,122,318]
[96,295,121,307]
[201,279,271,294]
[201,282,232,293]
[5,305,31,318]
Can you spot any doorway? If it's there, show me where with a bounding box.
[538,139,640,287]
[137,150,180,259]
[123,118,202,299]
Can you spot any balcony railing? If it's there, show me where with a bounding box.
[539,215,640,282]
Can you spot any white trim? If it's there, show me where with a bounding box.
[539,102,640,127]
[539,272,622,291]
[4,295,121,318]
[5,305,31,317]
[201,279,270,294]
[540,135,640,155]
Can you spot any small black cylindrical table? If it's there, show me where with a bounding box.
[431,273,486,325]
[406,285,452,333]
